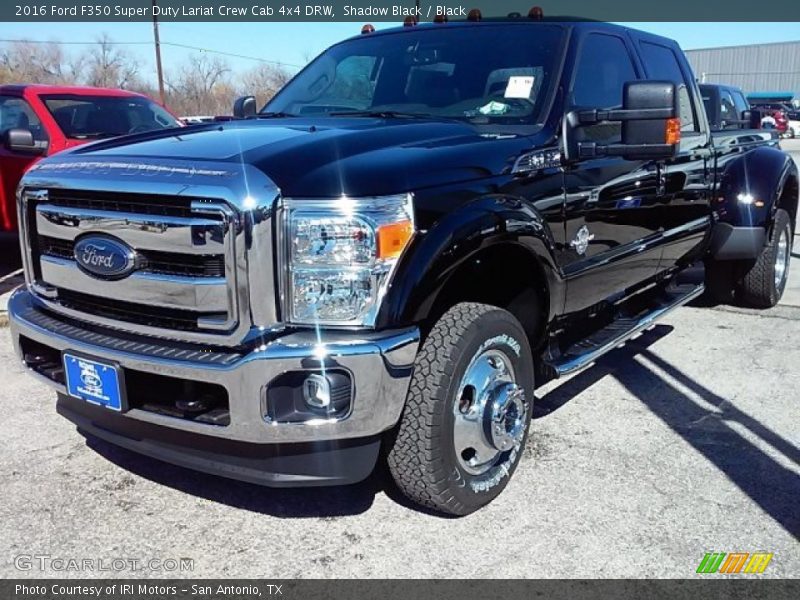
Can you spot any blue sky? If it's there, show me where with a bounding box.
[5,21,799,85]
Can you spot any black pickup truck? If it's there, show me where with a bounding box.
[699,83,755,131]
[9,16,797,515]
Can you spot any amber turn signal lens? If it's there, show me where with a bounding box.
[377,221,414,259]
[665,117,681,145]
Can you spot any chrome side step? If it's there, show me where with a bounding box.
[545,283,705,378]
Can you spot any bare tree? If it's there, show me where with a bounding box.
[0,34,301,117]
[0,40,76,84]
[166,54,232,116]
[239,63,292,105]
[85,33,141,89]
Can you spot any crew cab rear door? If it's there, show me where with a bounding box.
[633,37,712,270]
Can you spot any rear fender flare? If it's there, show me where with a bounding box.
[716,145,797,230]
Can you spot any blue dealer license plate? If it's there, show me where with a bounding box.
[63,353,124,411]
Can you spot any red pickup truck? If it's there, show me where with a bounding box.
[0,85,182,234]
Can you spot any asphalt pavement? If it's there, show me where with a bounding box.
[0,142,798,579]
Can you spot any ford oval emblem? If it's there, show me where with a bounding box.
[73,235,136,279]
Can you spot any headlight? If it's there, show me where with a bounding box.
[282,194,415,326]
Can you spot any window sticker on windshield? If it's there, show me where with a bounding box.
[504,76,535,99]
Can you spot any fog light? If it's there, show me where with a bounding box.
[266,370,352,423]
[303,373,331,409]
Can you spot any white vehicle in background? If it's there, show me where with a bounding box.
[788,118,800,139]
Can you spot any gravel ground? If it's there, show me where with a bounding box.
[0,143,797,580]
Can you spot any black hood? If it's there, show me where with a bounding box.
[70,118,535,197]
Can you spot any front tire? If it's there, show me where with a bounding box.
[387,303,535,516]
[739,208,793,308]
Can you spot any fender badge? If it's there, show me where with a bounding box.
[570,225,594,255]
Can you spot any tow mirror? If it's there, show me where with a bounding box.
[233,96,257,119]
[3,128,46,155]
[563,80,681,162]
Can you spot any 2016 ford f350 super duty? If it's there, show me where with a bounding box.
[9,16,797,515]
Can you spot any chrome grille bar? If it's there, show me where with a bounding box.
[39,256,230,313]
[35,204,227,255]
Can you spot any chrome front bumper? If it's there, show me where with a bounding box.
[8,289,419,445]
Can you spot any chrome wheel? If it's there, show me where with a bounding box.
[774,225,790,291]
[453,349,527,476]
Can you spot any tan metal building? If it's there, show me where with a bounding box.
[685,40,800,95]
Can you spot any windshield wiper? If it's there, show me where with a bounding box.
[256,111,296,119]
[329,110,436,119]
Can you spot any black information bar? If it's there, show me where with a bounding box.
[4,0,800,22]
[3,579,800,600]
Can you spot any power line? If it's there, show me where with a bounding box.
[0,37,302,68]
[0,38,151,45]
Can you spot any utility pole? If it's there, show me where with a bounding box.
[152,0,166,105]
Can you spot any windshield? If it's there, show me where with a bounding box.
[265,24,565,125]
[42,95,181,139]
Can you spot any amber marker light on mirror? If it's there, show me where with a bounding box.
[377,221,414,260]
[665,117,682,145]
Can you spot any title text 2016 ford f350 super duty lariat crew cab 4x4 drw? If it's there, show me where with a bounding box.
[9,16,798,515]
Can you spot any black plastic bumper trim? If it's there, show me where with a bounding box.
[57,394,381,487]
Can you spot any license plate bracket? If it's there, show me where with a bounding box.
[63,351,128,412]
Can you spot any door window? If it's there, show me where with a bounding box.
[571,33,638,143]
[732,91,749,116]
[573,34,637,109]
[719,90,737,127]
[0,95,46,142]
[638,41,698,133]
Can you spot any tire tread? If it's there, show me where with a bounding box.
[387,302,521,515]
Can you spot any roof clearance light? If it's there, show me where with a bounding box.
[361,23,375,34]
[468,9,482,21]
[434,13,448,23]
[528,6,544,19]
[665,117,681,145]
[403,15,418,26]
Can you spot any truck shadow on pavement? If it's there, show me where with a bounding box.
[536,325,800,538]
[83,324,798,526]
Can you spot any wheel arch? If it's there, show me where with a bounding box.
[376,195,563,349]
[777,171,798,233]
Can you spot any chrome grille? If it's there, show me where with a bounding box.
[23,189,239,339]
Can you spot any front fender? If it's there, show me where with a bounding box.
[375,194,563,329]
